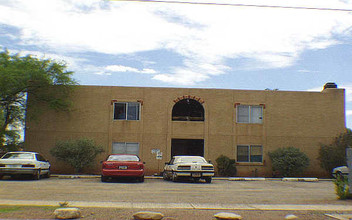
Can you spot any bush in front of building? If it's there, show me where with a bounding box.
[268,147,310,177]
[318,129,352,174]
[50,138,104,174]
[334,175,352,200]
[215,155,237,177]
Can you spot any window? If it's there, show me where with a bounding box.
[112,142,140,155]
[237,145,263,162]
[172,99,204,121]
[114,102,140,120]
[237,105,263,124]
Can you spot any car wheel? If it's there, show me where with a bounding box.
[139,176,145,182]
[44,169,51,178]
[0,174,3,180]
[205,177,212,183]
[33,169,41,180]
[163,172,169,181]
[171,172,178,182]
[101,175,108,182]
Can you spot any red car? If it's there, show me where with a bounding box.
[101,154,145,182]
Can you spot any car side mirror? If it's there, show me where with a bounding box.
[208,160,212,164]
[143,162,146,164]
[100,161,103,164]
[165,162,169,165]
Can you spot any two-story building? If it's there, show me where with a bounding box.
[25,83,346,177]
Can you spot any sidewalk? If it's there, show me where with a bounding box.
[0,199,351,211]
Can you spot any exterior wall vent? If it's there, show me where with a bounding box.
[323,82,338,90]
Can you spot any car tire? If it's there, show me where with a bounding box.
[139,176,145,182]
[205,177,212,183]
[101,175,108,182]
[172,172,178,182]
[0,174,3,180]
[163,172,169,181]
[44,169,51,178]
[33,169,41,180]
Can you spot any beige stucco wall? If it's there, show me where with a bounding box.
[25,85,346,177]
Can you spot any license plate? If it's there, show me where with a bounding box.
[7,165,21,168]
[192,173,201,177]
[119,166,128,170]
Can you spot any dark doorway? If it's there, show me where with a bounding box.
[171,139,204,157]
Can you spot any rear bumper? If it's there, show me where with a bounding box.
[0,168,40,175]
[102,169,144,177]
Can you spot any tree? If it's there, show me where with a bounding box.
[318,129,352,173]
[269,147,310,177]
[0,49,76,149]
[215,155,237,177]
[50,138,104,173]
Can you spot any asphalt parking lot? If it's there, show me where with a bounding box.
[0,177,350,206]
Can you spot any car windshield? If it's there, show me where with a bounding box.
[1,153,34,160]
[107,155,140,162]
[176,157,207,163]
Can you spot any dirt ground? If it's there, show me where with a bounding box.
[0,205,351,220]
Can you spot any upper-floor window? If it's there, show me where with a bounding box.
[112,142,140,155]
[114,102,140,120]
[172,99,204,121]
[237,105,263,124]
[237,145,263,163]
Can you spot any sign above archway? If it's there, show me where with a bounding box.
[173,95,205,104]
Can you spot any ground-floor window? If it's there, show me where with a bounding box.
[112,142,140,155]
[237,145,263,162]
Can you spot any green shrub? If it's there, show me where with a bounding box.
[318,129,352,173]
[215,155,237,177]
[50,138,104,173]
[268,147,309,177]
[334,175,352,200]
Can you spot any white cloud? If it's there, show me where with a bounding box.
[1,0,352,84]
[105,65,157,74]
[342,84,352,102]
[347,110,352,116]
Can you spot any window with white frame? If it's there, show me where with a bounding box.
[113,102,140,120]
[237,105,263,124]
[112,142,140,155]
[237,145,263,162]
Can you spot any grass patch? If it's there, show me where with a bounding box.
[0,206,21,213]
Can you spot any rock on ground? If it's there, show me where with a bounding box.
[53,207,82,219]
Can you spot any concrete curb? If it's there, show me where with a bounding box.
[0,199,351,211]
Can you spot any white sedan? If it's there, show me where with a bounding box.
[0,151,51,180]
[163,156,214,183]
[332,166,349,179]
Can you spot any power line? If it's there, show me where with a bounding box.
[110,0,352,12]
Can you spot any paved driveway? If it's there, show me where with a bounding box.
[0,177,350,206]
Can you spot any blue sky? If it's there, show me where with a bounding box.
[0,0,351,128]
